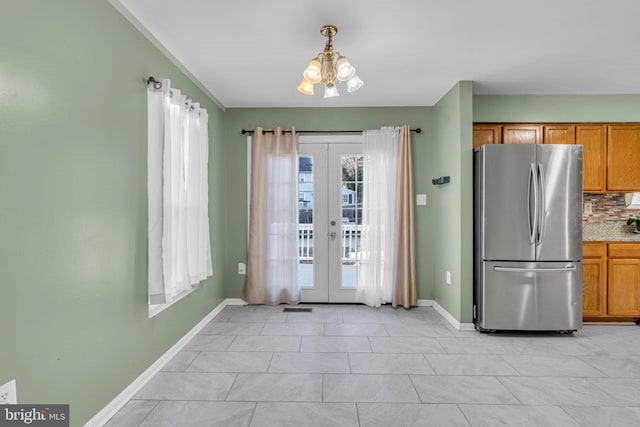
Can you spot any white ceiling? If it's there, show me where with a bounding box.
[116,0,640,108]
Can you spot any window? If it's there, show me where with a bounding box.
[147,79,213,317]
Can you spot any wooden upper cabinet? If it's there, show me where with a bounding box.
[607,125,640,191]
[473,124,502,149]
[583,243,607,318]
[544,125,575,144]
[577,125,607,192]
[502,124,542,145]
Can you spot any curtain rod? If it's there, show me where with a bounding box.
[241,128,422,135]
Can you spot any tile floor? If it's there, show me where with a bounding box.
[105,304,640,426]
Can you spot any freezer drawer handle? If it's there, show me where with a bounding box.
[494,265,577,272]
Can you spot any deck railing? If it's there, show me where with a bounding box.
[298,224,361,262]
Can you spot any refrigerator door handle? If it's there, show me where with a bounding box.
[528,163,538,244]
[537,163,546,245]
[494,265,577,273]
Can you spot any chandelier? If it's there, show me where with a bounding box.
[297,25,364,98]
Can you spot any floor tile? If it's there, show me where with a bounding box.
[385,323,454,337]
[588,377,640,405]
[342,311,405,324]
[426,354,518,376]
[260,322,323,336]
[410,375,519,404]
[250,402,358,427]
[435,337,511,355]
[300,336,371,352]
[226,373,322,402]
[183,335,235,352]
[459,404,580,427]
[369,336,444,353]
[497,376,619,406]
[269,352,350,373]
[139,401,254,427]
[357,403,470,427]
[324,323,388,337]
[580,355,640,377]
[199,322,264,336]
[323,374,420,403]
[104,400,158,427]
[134,372,236,400]
[227,336,300,352]
[286,312,343,323]
[186,352,272,373]
[225,312,288,323]
[161,351,199,372]
[349,353,434,375]
[501,355,605,377]
[562,406,640,427]
[105,305,640,426]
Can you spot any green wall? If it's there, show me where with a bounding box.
[0,1,226,425]
[220,107,435,300]
[428,82,474,323]
[474,95,640,122]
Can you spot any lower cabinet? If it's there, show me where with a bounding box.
[582,243,607,318]
[583,242,640,321]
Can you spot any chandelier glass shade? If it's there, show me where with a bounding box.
[297,25,364,98]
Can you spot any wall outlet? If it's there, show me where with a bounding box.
[584,201,593,214]
[446,271,452,285]
[238,262,246,275]
[0,379,17,404]
[416,194,427,206]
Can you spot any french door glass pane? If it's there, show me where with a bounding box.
[298,156,313,287]
[341,155,363,288]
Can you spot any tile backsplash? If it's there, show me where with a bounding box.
[583,193,640,224]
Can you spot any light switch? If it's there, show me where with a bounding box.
[416,194,427,206]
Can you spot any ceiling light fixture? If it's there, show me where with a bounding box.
[297,25,364,98]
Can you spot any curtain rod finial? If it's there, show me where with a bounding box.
[147,76,162,89]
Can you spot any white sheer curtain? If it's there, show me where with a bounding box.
[356,127,399,307]
[148,79,212,305]
[242,127,300,305]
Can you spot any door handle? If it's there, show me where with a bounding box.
[528,163,538,244]
[537,163,545,245]
[494,265,577,273]
[329,231,337,240]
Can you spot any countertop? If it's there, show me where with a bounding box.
[583,222,640,242]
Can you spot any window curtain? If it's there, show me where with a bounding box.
[242,127,300,305]
[356,125,416,308]
[393,125,417,307]
[148,79,212,304]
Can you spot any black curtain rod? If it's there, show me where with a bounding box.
[241,128,422,135]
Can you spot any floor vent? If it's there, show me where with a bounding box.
[283,307,313,313]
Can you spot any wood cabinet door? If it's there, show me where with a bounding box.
[502,124,542,145]
[607,258,640,316]
[577,125,607,192]
[544,125,575,144]
[607,125,640,191]
[583,243,607,318]
[473,125,502,148]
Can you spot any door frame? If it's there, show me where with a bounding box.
[299,135,363,302]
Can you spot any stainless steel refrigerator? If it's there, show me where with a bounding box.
[473,144,583,332]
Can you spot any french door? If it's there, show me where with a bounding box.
[298,138,363,302]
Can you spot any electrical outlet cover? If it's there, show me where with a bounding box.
[0,379,17,404]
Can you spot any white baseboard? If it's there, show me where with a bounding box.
[417,299,475,331]
[85,298,240,427]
